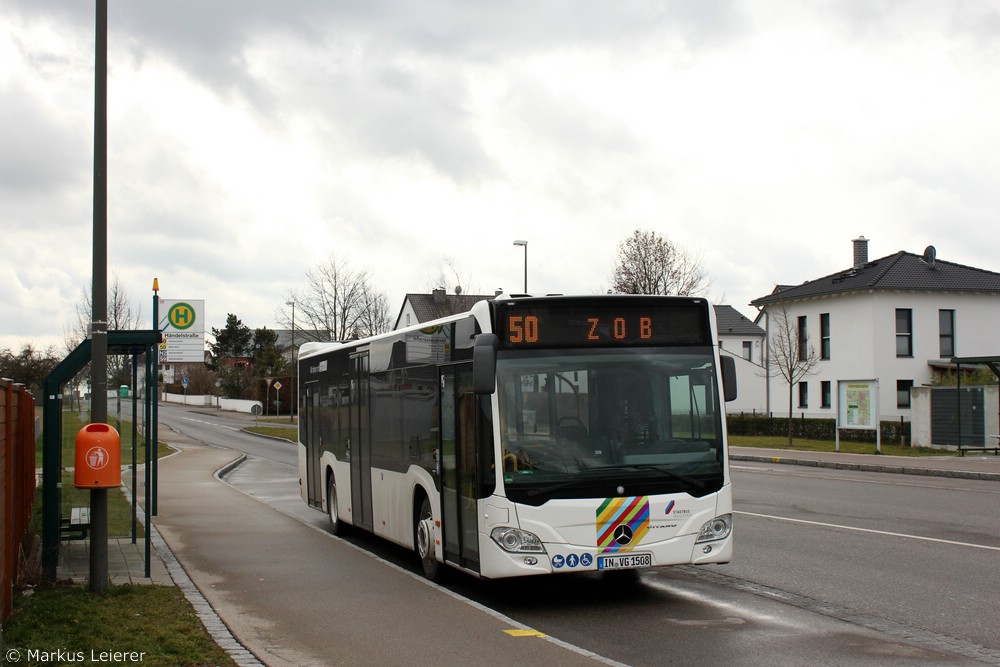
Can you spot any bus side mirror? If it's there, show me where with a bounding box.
[473,333,499,395]
[721,355,738,402]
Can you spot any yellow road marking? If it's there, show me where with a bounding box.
[504,629,547,637]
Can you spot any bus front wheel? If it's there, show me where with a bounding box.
[327,476,349,536]
[415,496,440,581]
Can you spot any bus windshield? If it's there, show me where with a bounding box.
[496,347,725,505]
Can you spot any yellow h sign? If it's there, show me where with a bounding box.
[167,302,196,330]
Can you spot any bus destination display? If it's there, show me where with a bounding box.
[498,300,710,348]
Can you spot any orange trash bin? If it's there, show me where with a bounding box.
[74,423,121,488]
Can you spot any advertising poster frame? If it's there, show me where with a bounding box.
[836,379,881,453]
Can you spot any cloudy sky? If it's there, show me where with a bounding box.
[3,1,999,352]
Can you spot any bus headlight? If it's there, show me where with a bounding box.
[491,527,545,553]
[695,514,732,543]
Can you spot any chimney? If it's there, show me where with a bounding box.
[852,236,868,269]
[432,287,446,304]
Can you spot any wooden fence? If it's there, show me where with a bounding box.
[1,377,36,624]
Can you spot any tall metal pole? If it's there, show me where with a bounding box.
[287,301,295,422]
[90,0,109,593]
[523,244,528,293]
[131,351,137,543]
[151,282,159,516]
[143,346,152,578]
[513,240,528,293]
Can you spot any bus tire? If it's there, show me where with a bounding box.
[415,496,441,581]
[327,476,349,536]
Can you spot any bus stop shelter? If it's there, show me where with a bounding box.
[41,330,160,579]
[951,355,1000,455]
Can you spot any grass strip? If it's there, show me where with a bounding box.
[3,582,236,667]
[729,434,947,457]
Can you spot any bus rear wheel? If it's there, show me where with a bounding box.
[415,496,440,581]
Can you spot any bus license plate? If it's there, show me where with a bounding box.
[597,553,652,571]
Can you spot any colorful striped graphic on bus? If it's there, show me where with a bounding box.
[596,496,650,553]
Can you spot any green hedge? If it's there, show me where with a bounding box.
[726,413,911,444]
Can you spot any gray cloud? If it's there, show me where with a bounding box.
[0,82,89,197]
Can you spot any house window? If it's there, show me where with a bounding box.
[742,341,753,362]
[820,313,831,360]
[821,381,831,409]
[939,310,955,358]
[895,309,912,357]
[798,381,808,408]
[897,380,914,409]
[797,316,808,361]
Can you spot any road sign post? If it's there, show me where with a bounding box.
[265,377,273,417]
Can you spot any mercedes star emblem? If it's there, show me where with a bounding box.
[613,524,633,545]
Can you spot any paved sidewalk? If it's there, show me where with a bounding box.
[730,445,1000,481]
[58,536,171,585]
[56,475,173,586]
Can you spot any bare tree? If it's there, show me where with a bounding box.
[763,298,819,445]
[279,255,391,342]
[352,290,392,339]
[65,271,144,389]
[610,229,710,296]
[426,259,480,296]
[0,343,60,394]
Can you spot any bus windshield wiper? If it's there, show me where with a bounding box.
[523,464,705,498]
[591,464,706,489]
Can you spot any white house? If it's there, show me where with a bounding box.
[393,289,501,330]
[750,237,1000,422]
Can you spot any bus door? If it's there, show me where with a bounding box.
[439,364,480,573]
[304,381,322,508]
[350,352,373,531]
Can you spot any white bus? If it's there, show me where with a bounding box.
[297,294,736,580]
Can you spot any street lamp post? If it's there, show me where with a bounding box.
[513,239,528,293]
[286,300,295,422]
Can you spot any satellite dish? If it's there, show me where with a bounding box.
[455,285,462,295]
[922,245,937,266]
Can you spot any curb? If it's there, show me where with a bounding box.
[730,453,1000,483]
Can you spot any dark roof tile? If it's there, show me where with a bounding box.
[752,251,1000,306]
[714,305,765,337]
[398,293,496,326]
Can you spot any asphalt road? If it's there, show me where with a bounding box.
[157,405,1000,665]
[726,462,1000,653]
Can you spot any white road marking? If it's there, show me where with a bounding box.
[181,416,242,432]
[736,510,1000,552]
[731,464,1000,495]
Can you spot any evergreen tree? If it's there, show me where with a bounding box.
[252,327,286,377]
[209,314,252,370]
[209,314,254,398]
